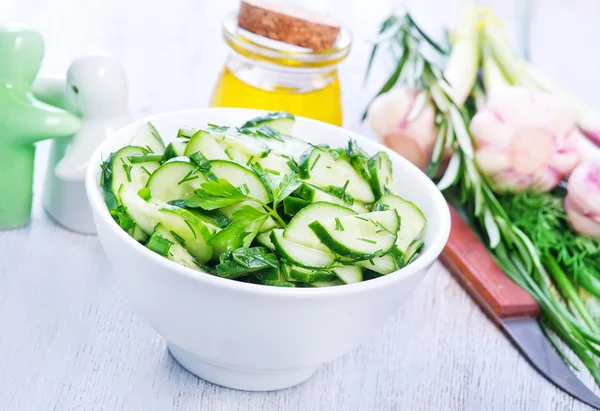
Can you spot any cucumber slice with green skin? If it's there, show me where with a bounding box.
[299,146,375,203]
[147,224,201,271]
[184,130,229,160]
[240,111,295,134]
[284,202,356,251]
[163,142,188,161]
[168,200,231,228]
[147,158,208,202]
[271,229,335,268]
[132,122,166,154]
[309,210,399,259]
[404,239,424,265]
[214,133,270,160]
[255,230,275,250]
[368,152,397,198]
[210,160,273,203]
[295,183,369,213]
[375,194,426,253]
[157,205,213,263]
[119,187,213,263]
[282,264,338,283]
[357,248,405,275]
[333,265,363,284]
[177,127,197,139]
[283,196,311,216]
[255,154,293,181]
[104,146,160,209]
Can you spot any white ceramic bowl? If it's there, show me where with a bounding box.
[86,108,450,391]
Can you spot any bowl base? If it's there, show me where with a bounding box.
[168,344,318,391]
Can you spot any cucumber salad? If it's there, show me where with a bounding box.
[100,112,427,287]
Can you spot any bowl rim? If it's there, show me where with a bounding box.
[86,107,450,298]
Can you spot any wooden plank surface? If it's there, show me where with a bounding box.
[0,0,599,410]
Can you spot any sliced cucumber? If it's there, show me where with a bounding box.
[210,159,272,203]
[375,194,426,253]
[214,133,270,164]
[147,224,201,271]
[255,230,275,250]
[299,146,375,203]
[241,111,295,134]
[271,229,335,268]
[368,152,397,198]
[147,158,208,202]
[168,200,231,228]
[184,130,228,160]
[357,248,404,275]
[333,265,363,284]
[405,239,424,264]
[284,202,356,251]
[157,205,213,263]
[282,264,338,283]
[309,210,399,259]
[302,280,344,288]
[296,183,369,213]
[104,146,160,209]
[255,153,293,180]
[177,127,197,139]
[163,141,187,161]
[132,122,166,154]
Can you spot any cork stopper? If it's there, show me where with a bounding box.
[237,0,341,51]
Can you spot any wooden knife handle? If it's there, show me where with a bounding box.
[440,206,540,324]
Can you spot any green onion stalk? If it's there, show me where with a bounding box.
[364,8,600,385]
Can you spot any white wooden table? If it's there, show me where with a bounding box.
[1,0,599,409]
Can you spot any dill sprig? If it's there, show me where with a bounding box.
[500,190,600,287]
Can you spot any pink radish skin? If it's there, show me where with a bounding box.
[564,161,600,239]
[367,87,442,171]
[470,86,581,192]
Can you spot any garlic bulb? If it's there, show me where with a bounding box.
[367,87,437,170]
[470,86,581,192]
[565,161,600,239]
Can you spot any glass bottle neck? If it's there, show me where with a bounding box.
[225,52,338,94]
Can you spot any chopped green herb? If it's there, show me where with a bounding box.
[246,155,255,166]
[255,125,284,142]
[310,154,322,171]
[177,169,200,185]
[358,237,377,244]
[120,158,132,182]
[128,154,163,163]
[207,123,229,132]
[184,219,197,239]
[335,217,344,232]
[265,168,281,176]
[140,166,152,176]
[355,216,369,222]
[170,230,186,245]
[146,234,173,257]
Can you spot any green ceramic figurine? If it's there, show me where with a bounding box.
[0,24,81,229]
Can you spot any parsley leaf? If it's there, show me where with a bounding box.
[272,172,302,208]
[184,179,250,210]
[209,205,269,250]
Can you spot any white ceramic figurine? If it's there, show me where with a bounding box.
[35,52,132,234]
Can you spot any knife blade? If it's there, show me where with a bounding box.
[441,206,600,410]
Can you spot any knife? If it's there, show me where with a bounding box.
[440,206,600,409]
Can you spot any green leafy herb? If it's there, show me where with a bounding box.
[146,234,173,257]
[209,205,269,251]
[357,237,377,244]
[185,179,249,210]
[207,123,229,132]
[335,217,344,232]
[255,125,285,142]
[177,169,200,185]
[272,172,302,209]
[109,206,136,235]
[140,166,152,176]
[189,151,217,181]
[170,230,186,245]
[310,153,322,171]
[120,158,132,183]
[127,154,163,164]
[246,155,255,166]
[183,219,197,239]
[345,139,371,180]
[231,247,279,269]
[327,180,354,205]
